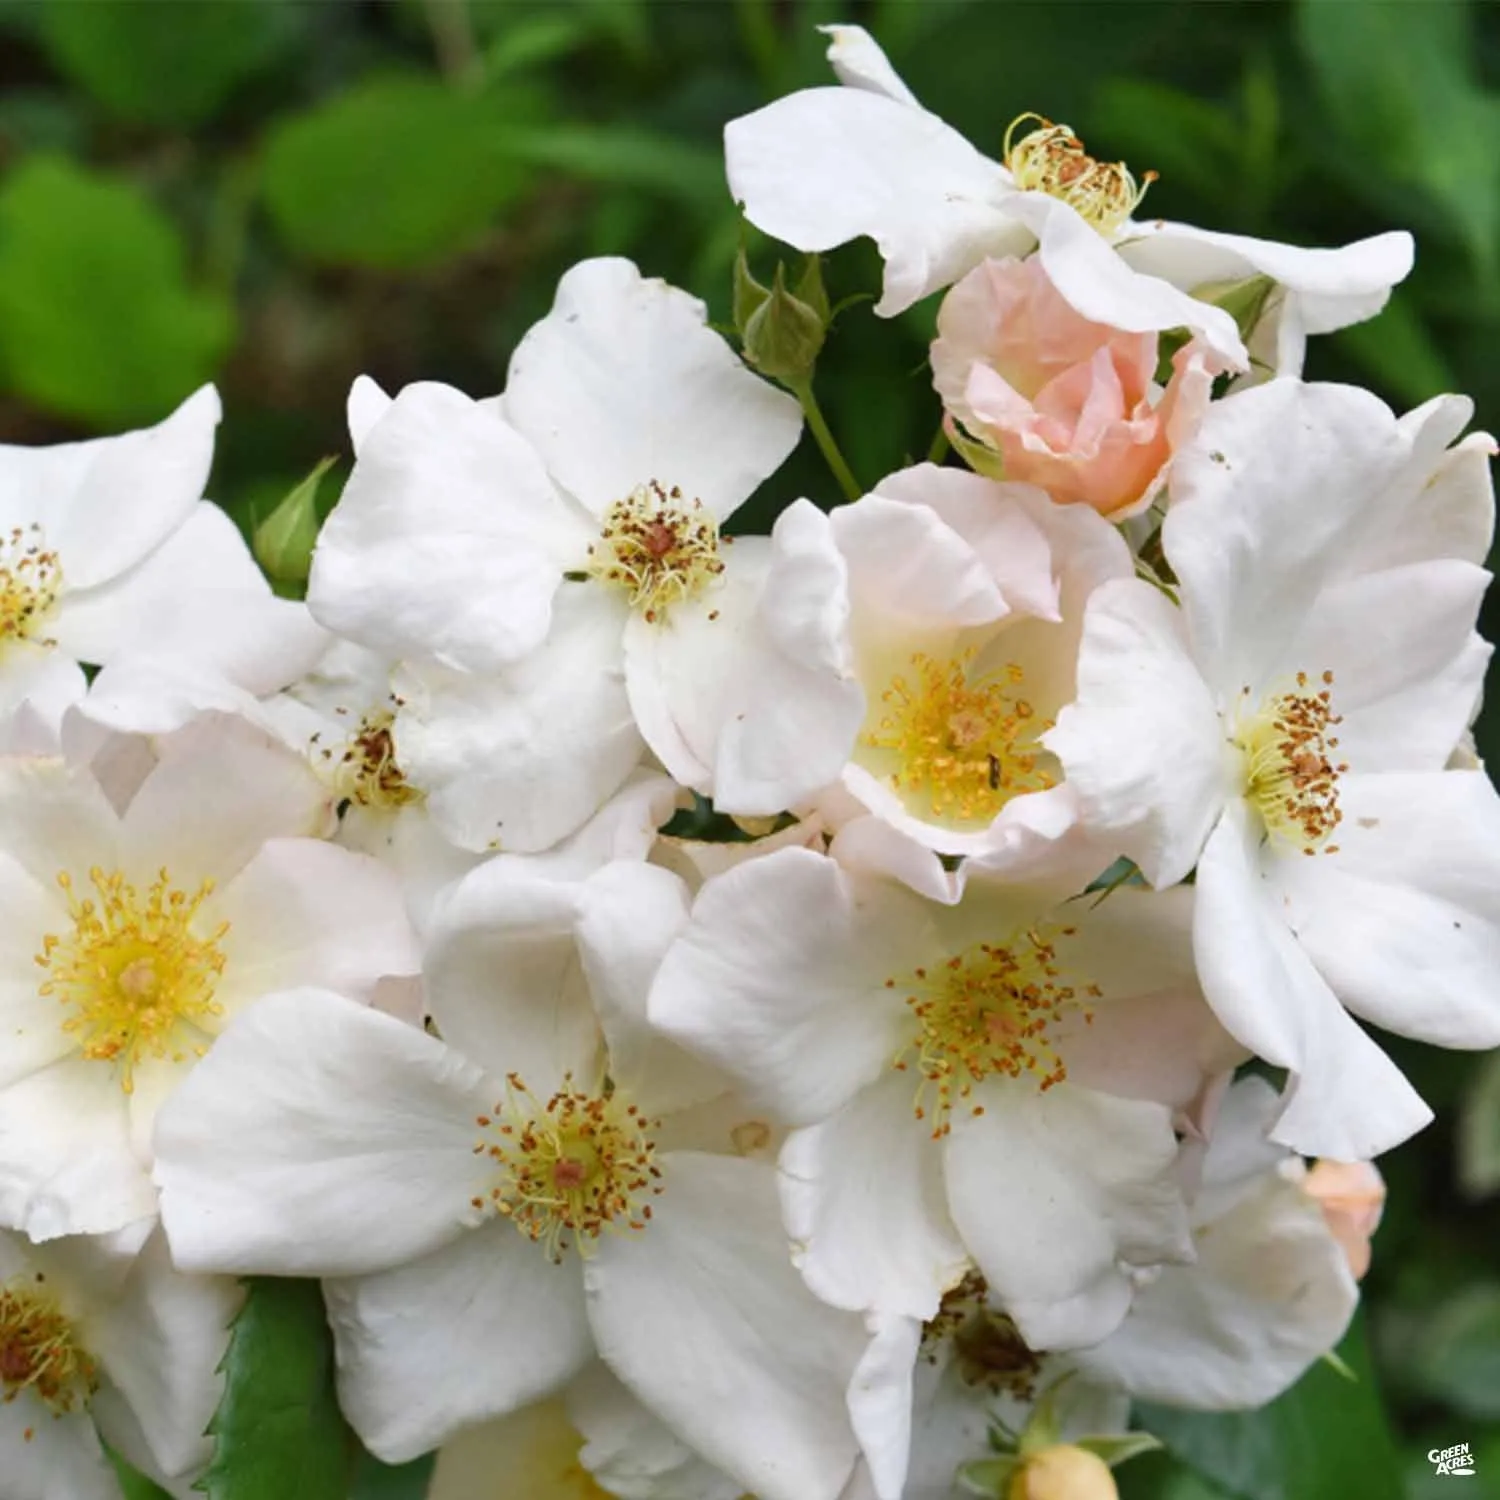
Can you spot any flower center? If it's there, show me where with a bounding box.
[586,480,725,623]
[921,1269,1043,1398]
[37,867,228,1094]
[890,928,1095,1138]
[321,709,421,810]
[862,650,1056,825]
[0,1273,97,1418]
[0,524,62,652]
[470,1074,663,1260]
[1234,671,1346,855]
[1003,113,1156,237]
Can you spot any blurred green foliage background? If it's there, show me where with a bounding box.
[0,2,1498,1498]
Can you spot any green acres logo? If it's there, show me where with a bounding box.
[1429,1443,1476,1478]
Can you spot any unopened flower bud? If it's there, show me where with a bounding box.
[741,260,828,385]
[1009,1445,1119,1500]
[733,243,771,334]
[254,455,335,592]
[1195,272,1276,345]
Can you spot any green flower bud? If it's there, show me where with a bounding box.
[254,455,335,593]
[742,261,828,385]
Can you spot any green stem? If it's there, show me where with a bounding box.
[926,425,951,466]
[424,0,482,88]
[790,378,862,501]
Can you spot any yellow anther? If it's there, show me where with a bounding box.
[587,480,725,623]
[1004,113,1156,237]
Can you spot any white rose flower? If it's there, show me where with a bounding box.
[306,259,801,853]
[1047,380,1500,1159]
[0,386,324,726]
[0,1222,237,1500]
[726,24,1412,373]
[649,820,1241,1348]
[0,714,416,1238]
[155,857,874,1500]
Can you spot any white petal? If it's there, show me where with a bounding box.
[53,503,326,691]
[819,25,923,105]
[780,1070,968,1320]
[1077,1163,1356,1408]
[647,847,925,1126]
[0,1401,118,1500]
[1164,380,1408,693]
[347,374,393,454]
[942,1082,1190,1350]
[0,754,120,892]
[45,385,219,590]
[1044,577,1228,887]
[429,1399,598,1500]
[395,588,643,854]
[1273,771,1500,1049]
[843,1314,921,1500]
[503,257,801,522]
[585,1151,863,1500]
[726,88,1025,316]
[154,988,494,1276]
[0,852,79,1088]
[86,1228,237,1479]
[0,1056,150,1238]
[424,859,600,1089]
[328,1219,593,1462]
[513,768,679,882]
[308,382,586,671]
[0,652,87,734]
[213,839,417,1011]
[1193,798,1432,1159]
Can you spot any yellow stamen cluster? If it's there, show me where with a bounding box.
[587,480,725,623]
[313,706,422,809]
[0,524,62,651]
[37,867,228,1094]
[891,928,1097,1138]
[1004,113,1157,237]
[1236,671,1346,855]
[921,1269,1043,1399]
[0,1273,97,1419]
[863,651,1055,825]
[470,1074,662,1260]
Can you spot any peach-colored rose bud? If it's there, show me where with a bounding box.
[1304,1158,1386,1281]
[1009,1445,1119,1500]
[932,256,1213,520]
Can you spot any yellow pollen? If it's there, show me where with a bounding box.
[1004,112,1157,237]
[863,650,1055,825]
[0,1273,97,1417]
[920,1269,1043,1398]
[470,1073,663,1260]
[321,709,422,810]
[891,928,1090,1139]
[36,867,228,1093]
[0,524,62,652]
[1235,671,1346,856]
[586,480,725,623]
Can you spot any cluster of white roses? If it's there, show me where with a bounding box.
[0,24,1491,1500]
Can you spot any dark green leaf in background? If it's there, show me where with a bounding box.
[0,157,233,424]
[198,1277,352,1500]
[261,77,534,270]
[40,0,294,128]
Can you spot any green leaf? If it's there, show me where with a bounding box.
[505,124,725,214]
[40,0,292,128]
[351,1449,435,1500]
[1136,1313,1402,1500]
[1458,1049,1500,1200]
[253,455,336,593]
[262,77,534,270]
[105,1448,174,1500]
[198,1278,352,1500]
[0,157,233,424]
[1406,1283,1500,1421]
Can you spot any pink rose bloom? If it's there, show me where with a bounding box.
[932,255,1214,519]
[1304,1158,1386,1281]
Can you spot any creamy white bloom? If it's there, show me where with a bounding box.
[154,856,873,1500]
[307,259,801,853]
[1074,1077,1358,1408]
[649,820,1240,1348]
[0,715,416,1237]
[0,386,324,727]
[727,25,1412,372]
[1047,380,1500,1160]
[0,1222,238,1500]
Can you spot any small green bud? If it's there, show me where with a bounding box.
[742,261,828,385]
[254,455,336,593]
[794,252,831,326]
[733,243,772,336]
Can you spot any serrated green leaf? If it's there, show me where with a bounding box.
[1136,1313,1401,1500]
[198,1278,352,1500]
[262,77,534,269]
[0,157,233,424]
[40,0,293,128]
